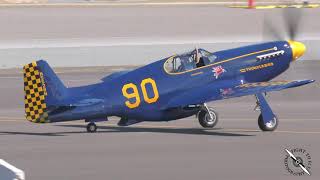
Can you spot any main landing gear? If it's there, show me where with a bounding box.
[198,103,219,128]
[255,93,278,131]
[197,93,278,131]
[258,114,278,131]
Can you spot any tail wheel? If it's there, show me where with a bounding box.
[87,122,97,133]
[258,114,278,131]
[198,108,218,128]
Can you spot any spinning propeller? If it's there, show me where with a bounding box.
[284,8,302,40]
[264,8,306,60]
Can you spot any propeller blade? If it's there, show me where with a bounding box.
[263,8,303,41]
[263,12,283,40]
[283,8,302,40]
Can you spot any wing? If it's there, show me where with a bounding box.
[162,79,314,109]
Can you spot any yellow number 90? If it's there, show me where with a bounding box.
[141,78,159,104]
[122,83,141,109]
[122,78,159,109]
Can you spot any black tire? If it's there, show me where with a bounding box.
[87,122,97,133]
[258,114,278,131]
[198,108,218,128]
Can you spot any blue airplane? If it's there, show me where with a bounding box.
[23,40,314,132]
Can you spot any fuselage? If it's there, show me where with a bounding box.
[50,41,295,122]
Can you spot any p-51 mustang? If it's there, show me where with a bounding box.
[23,40,314,132]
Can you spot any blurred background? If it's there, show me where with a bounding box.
[0,0,319,68]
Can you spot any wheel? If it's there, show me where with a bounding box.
[258,114,278,131]
[86,122,97,133]
[198,108,218,128]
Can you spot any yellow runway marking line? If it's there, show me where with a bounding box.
[0,2,234,7]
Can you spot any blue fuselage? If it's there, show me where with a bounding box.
[50,41,293,122]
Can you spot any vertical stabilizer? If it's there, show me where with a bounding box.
[23,60,67,123]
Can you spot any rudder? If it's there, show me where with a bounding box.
[23,61,49,123]
[23,60,67,123]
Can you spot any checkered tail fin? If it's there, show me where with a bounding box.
[23,60,67,123]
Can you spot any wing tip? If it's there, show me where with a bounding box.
[298,79,315,84]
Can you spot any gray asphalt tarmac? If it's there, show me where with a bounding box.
[0,61,319,180]
[0,5,320,68]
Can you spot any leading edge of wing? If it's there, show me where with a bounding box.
[162,79,315,109]
[232,79,315,97]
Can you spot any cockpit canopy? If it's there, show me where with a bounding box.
[164,48,217,74]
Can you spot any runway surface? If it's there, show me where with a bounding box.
[0,61,319,179]
[0,5,320,68]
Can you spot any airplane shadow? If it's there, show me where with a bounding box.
[0,124,256,137]
[0,131,65,137]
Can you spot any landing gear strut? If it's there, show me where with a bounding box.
[86,122,97,133]
[255,93,278,131]
[198,103,218,128]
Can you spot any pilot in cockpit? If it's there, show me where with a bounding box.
[194,48,205,68]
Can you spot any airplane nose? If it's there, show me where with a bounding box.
[288,40,306,61]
